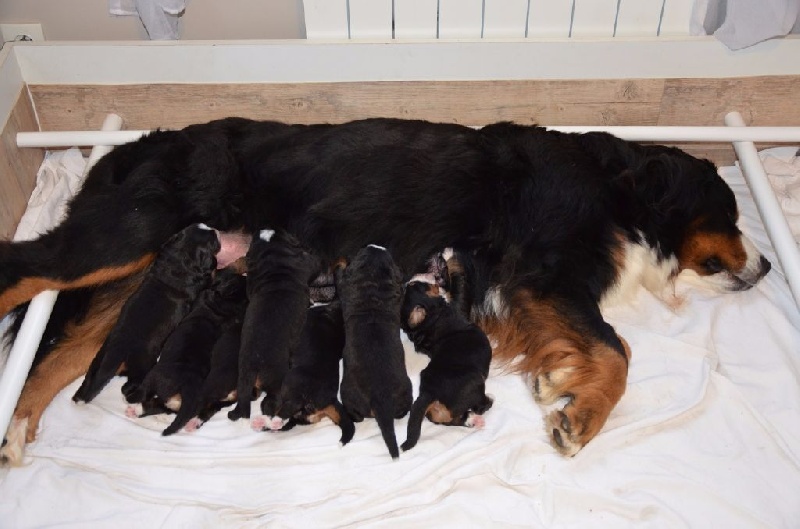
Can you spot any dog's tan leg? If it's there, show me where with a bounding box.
[1,271,143,465]
[482,289,630,456]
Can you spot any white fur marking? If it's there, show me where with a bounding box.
[408,273,437,285]
[197,223,213,231]
[483,287,508,319]
[465,413,485,429]
[441,248,454,261]
[125,403,143,418]
[0,417,27,466]
[601,238,680,309]
[259,229,275,242]
[368,244,387,251]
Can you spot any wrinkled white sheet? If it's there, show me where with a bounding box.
[1,147,799,528]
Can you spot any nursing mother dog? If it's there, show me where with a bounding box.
[0,117,770,462]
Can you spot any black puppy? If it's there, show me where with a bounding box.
[336,245,412,459]
[255,301,354,445]
[127,267,247,435]
[228,229,323,421]
[73,224,220,403]
[181,313,245,432]
[400,279,493,452]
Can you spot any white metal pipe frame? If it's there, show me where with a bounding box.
[16,126,800,148]
[3,114,799,444]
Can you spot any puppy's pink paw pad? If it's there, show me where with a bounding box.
[465,413,485,429]
[268,416,287,431]
[125,404,143,418]
[184,418,202,432]
[250,416,268,431]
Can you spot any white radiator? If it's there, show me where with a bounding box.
[303,0,697,40]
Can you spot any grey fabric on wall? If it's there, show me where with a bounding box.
[694,0,800,50]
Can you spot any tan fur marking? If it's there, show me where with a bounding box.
[425,283,441,297]
[679,228,747,276]
[12,270,145,442]
[0,254,155,318]
[408,306,426,328]
[426,401,453,424]
[321,404,341,425]
[478,289,629,454]
[445,256,464,275]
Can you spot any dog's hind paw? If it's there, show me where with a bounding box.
[125,403,144,418]
[250,415,268,432]
[0,417,28,467]
[465,413,485,429]
[184,417,203,432]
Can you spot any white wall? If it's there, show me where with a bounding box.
[0,0,305,41]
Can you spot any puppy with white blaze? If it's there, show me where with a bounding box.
[336,245,413,459]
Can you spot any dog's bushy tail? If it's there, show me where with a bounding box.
[371,394,399,459]
[401,391,433,452]
[162,384,202,436]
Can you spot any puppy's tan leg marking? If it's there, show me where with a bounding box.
[0,253,154,318]
[481,290,630,456]
[426,401,453,424]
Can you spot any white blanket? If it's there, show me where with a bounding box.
[1,148,799,528]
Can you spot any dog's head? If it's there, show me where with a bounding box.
[401,281,448,355]
[626,150,771,293]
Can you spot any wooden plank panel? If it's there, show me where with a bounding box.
[394,0,438,39]
[659,76,800,126]
[571,0,617,37]
[659,0,693,36]
[0,88,43,240]
[29,79,664,132]
[615,0,662,37]
[349,0,393,39]
[483,0,530,38]
[527,0,573,37]
[439,0,484,38]
[302,0,349,39]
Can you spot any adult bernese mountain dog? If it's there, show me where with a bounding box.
[0,117,771,463]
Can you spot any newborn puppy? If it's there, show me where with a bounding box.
[184,313,245,432]
[228,229,323,421]
[257,301,354,445]
[73,224,220,403]
[400,280,493,452]
[127,267,247,435]
[336,245,412,459]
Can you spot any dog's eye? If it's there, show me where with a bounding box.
[702,257,724,274]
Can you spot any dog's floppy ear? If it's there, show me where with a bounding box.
[407,305,426,328]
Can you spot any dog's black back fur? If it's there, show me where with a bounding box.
[337,245,413,459]
[400,281,493,452]
[228,230,323,421]
[72,225,219,403]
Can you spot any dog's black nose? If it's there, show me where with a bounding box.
[759,255,772,277]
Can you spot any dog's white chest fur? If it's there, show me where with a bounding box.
[601,238,678,309]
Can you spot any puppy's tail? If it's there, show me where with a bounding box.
[163,384,202,436]
[372,395,399,459]
[401,392,433,452]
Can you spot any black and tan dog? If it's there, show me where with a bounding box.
[400,280,493,452]
[228,229,323,422]
[254,300,354,445]
[126,267,247,435]
[2,117,772,461]
[72,224,220,404]
[336,245,412,459]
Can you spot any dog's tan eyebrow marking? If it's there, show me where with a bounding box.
[0,254,155,318]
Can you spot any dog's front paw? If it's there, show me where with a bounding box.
[464,412,485,429]
[0,417,28,466]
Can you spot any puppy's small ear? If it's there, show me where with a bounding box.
[408,305,426,328]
